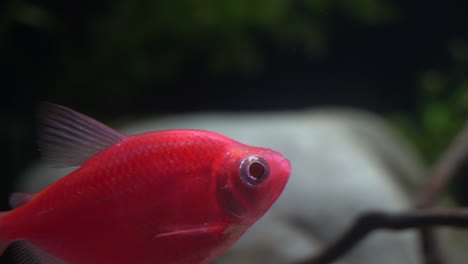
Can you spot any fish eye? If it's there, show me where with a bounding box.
[239,155,270,186]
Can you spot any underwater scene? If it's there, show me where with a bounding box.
[2,1,468,263]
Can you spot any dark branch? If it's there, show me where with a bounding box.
[295,209,468,264]
[413,120,468,264]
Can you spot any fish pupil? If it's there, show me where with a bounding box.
[249,162,265,179]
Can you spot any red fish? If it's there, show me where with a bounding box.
[0,103,291,264]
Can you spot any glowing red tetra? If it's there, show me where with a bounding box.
[0,103,291,264]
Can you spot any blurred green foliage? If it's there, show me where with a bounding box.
[393,40,468,163]
[1,0,397,103]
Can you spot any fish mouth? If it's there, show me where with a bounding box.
[278,158,291,183]
[280,158,291,174]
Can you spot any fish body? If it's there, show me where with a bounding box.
[0,104,291,264]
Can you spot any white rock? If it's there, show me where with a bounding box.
[17,108,426,264]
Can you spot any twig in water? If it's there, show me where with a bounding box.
[295,209,468,264]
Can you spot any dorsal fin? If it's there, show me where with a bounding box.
[38,103,127,167]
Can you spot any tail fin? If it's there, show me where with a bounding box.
[0,212,10,255]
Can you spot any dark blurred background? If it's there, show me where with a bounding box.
[2,0,468,257]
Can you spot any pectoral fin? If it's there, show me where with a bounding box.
[154,224,226,238]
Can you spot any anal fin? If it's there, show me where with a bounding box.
[0,212,9,255]
[10,240,67,264]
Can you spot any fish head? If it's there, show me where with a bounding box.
[216,143,291,225]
